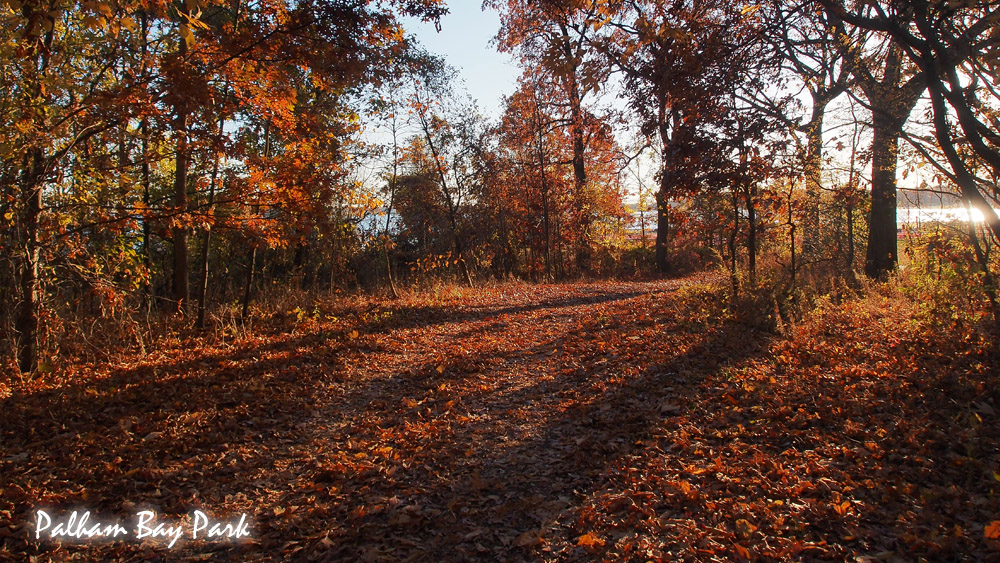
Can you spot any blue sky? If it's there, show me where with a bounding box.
[406,2,519,118]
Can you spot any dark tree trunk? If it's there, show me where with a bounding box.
[654,101,676,275]
[655,188,670,274]
[15,152,43,374]
[846,203,856,270]
[241,247,256,320]
[966,209,1000,326]
[141,117,152,309]
[140,12,152,312]
[537,125,552,279]
[744,184,758,289]
[570,87,589,273]
[15,26,55,374]
[454,236,474,287]
[196,228,212,329]
[789,209,797,288]
[865,113,899,279]
[729,191,740,296]
[838,44,925,279]
[384,244,398,298]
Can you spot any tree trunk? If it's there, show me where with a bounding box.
[846,203,855,270]
[729,191,740,296]
[455,236,474,287]
[15,152,43,374]
[140,12,153,312]
[788,198,797,288]
[536,122,552,279]
[141,116,152,309]
[570,85,589,273]
[384,105,401,298]
[241,247,256,320]
[745,185,758,289]
[384,244,398,298]
[558,24,590,274]
[196,230,212,329]
[655,102,675,275]
[864,113,899,279]
[966,207,1000,326]
[654,188,670,274]
[844,44,925,279]
[15,25,55,373]
[415,103,473,288]
[241,120,270,318]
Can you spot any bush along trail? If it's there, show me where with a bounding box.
[2,273,999,561]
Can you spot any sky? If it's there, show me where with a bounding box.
[406,2,519,119]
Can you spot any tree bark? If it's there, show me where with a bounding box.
[655,101,673,275]
[745,184,758,289]
[15,152,43,374]
[140,12,152,312]
[824,37,924,279]
[241,247,256,320]
[729,190,740,296]
[15,23,55,374]
[535,111,552,279]
[864,112,900,279]
[654,188,670,274]
[570,80,590,273]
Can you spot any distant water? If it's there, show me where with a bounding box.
[897,207,999,226]
[629,207,998,230]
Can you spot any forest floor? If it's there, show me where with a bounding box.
[2,273,999,562]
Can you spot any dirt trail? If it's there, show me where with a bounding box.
[272,277,704,561]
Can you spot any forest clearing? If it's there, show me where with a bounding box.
[2,273,998,561]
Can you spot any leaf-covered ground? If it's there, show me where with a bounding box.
[2,275,999,561]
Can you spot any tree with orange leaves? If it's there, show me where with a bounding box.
[486,0,615,273]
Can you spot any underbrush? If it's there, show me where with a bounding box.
[710,246,998,358]
[6,253,996,395]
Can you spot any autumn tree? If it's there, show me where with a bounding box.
[496,73,570,278]
[600,0,759,273]
[487,0,614,272]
